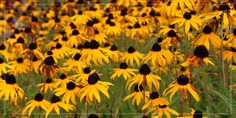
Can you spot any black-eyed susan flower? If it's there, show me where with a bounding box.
[30,55,42,74]
[79,72,113,103]
[224,46,236,63]
[172,11,202,34]
[71,10,91,25]
[150,98,179,118]
[123,84,149,106]
[54,81,80,105]
[0,57,12,75]
[195,25,221,49]
[143,43,173,67]
[164,74,200,102]
[182,45,215,67]
[9,57,30,75]
[0,74,24,105]
[170,0,194,11]
[52,43,70,59]
[68,29,86,47]
[37,78,56,93]
[39,56,59,78]
[142,91,167,110]
[22,93,50,116]
[111,62,137,80]
[55,73,73,87]
[178,109,207,118]
[128,64,161,91]
[62,53,88,72]
[45,95,75,117]
[73,67,96,84]
[22,42,44,59]
[225,28,236,47]
[0,43,14,61]
[120,46,143,66]
[105,45,121,62]
[82,40,109,66]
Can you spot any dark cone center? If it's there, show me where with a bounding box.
[194,45,209,58]
[29,43,37,50]
[90,40,99,49]
[128,46,136,53]
[150,91,159,99]
[72,30,80,35]
[51,95,60,103]
[66,82,76,90]
[152,43,161,51]
[5,74,16,84]
[110,45,118,51]
[88,73,99,85]
[60,74,67,79]
[203,26,212,34]
[73,53,81,60]
[17,58,24,63]
[177,74,189,85]
[167,30,177,37]
[44,56,55,66]
[83,67,91,74]
[193,110,203,118]
[183,12,192,20]
[34,93,44,101]
[119,62,128,69]
[139,64,151,75]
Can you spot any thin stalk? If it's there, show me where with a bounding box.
[179,91,183,116]
[142,75,147,113]
[84,101,88,118]
[114,78,125,117]
[94,100,101,113]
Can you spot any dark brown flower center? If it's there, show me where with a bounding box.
[73,53,81,60]
[88,73,99,85]
[159,105,167,108]
[203,26,212,34]
[150,91,159,99]
[29,43,37,50]
[5,74,16,84]
[44,56,55,65]
[90,40,99,49]
[60,74,67,79]
[17,58,24,63]
[177,74,189,85]
[66,82,76,90]
[152,43,161,51]
[51,95,60,103]
[167,30,176,37]
[83,67,91,74]
[119,62,128,69]
[128,46,136,53]
[139,64,151,75]
[193,110,203,118]
[34,93,44,101]
[183,12,192,20]
[194,45,209,58]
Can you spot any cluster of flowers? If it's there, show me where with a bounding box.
[0,0,235,117]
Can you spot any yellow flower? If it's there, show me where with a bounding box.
[23,93,50,116]
[9,57,30,75]
[124,84,149,105]
[52,43,70,59]
[0,58,13,75]
[55,73,73,87]
[172,11,202,34]
[120,46,143,66]
[178,109,207,118]
[111,62,137,80]
[128,64,161,91]
[62,53,88,72]
[164,74,201,102]
[195,25,221,49]
[37,78,56,93]
[79,73,113,103]
[54,81,80,105]
[46,95,75,118]
[142,91,165,110]
[0,74,24,105]
[224,47,236,63]
[72,67,96,84]
[150,98,179,118]
[143,43,173,67]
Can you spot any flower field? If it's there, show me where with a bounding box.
[0,0,236,118]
